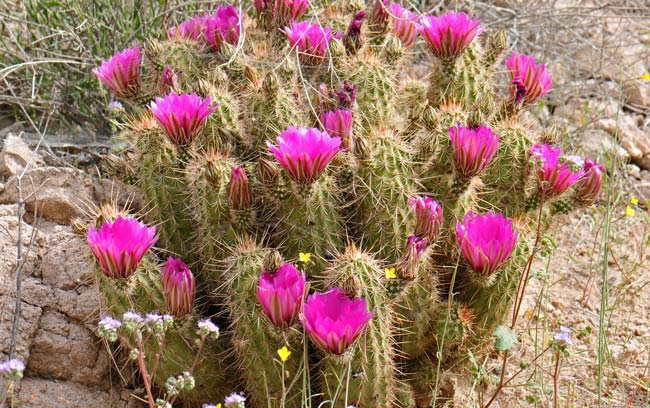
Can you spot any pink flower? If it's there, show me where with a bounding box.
[301,288,374,355]
[408,196,443,244]
[168,6,241,51]
[334,81,357,109]
[273,0,310,26]
[202,5,241,51]
[267,126,341,184]
[575,158,604,205]
[87,216,158,279]
[456,211,518,277]
[162,257,195,317]
[320,109,353,149]
[419,12,483,61]
[284,21,333,65]
[530,144,584,196]
[92,46,141,98]
[448,123,500,178]
[257,262,306,327]
[369,0,390,29]
[255,0,272,14]
[506,52,553,106]
[228,166,253,210]
[149,92,217,145]
[168,15,204,40]
[387,3,420,48]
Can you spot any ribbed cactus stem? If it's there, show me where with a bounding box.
[272,175,343,265]
[135,127,194,256]
[355,132,417,263]
[222,240,304,408]
[319,246,397,407]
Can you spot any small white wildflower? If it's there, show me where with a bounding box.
[0,358,25,380]
[224,392,246,408]
[197,319,220,339]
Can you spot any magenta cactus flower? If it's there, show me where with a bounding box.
[369,0,390,28]
[506,52,553,107]
[92,46,141,98]
[168,15,205,40]
[284,21,333,65]
[228,166,253,210]
[87,216,158,279]
[257,262,306,328]
[320,109,353,149]
[419,12,483,61]
[149,92,217,145]
[408,196,443,244]
[301,288,374,355]
[575,158,604,205]
[387,3,420,48]
[162,257,195,317]
[273,0,310,26]
[202,5,241,51]
[530,144,585,197]
[267,126,341,184]
[448,123,500,178]
[456,211,518,277]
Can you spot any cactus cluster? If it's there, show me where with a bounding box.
[86,1,603,407]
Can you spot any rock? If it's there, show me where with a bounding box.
[625,80,650,109]
[16,378,130,408]
[0,296,42,361]
[596,115,650,169]
[0,167,95,224]
[0,134,44,178]
[576,129,629,162]
[40,227,95,290]
[26,310,109,387]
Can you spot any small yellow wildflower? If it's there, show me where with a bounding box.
[385,267,397,279]
[298,252,312,264]
[277,345,291,362]
[217,405,222,408]
[626,205,635,217]
[630,196,639,205]
[642,72,650,81]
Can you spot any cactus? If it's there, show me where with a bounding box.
[88,2,600,407]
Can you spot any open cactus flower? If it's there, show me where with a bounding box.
[88,3,602,406]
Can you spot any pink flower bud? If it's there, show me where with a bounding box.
[397,235,428,279]
[301,288,374,355]
[448,123,500,178]
[456,211,518,277]
[228,166,253,210]
[92,46,141,99]
[87,216,158,279]
[575,158,604,205]
[343,11,366,52]
[419,12,483,61]
[149,92,217,145]
[506,52,552,107]
[162,257,195,317]
[408,196,443,243]
[257,262,306,327]
[267,126,341,184]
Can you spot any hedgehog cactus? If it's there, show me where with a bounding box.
[90,1,602,406]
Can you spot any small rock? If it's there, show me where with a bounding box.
[0,167,95,224]
[0,134,44,178]
[625,80,650,109]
